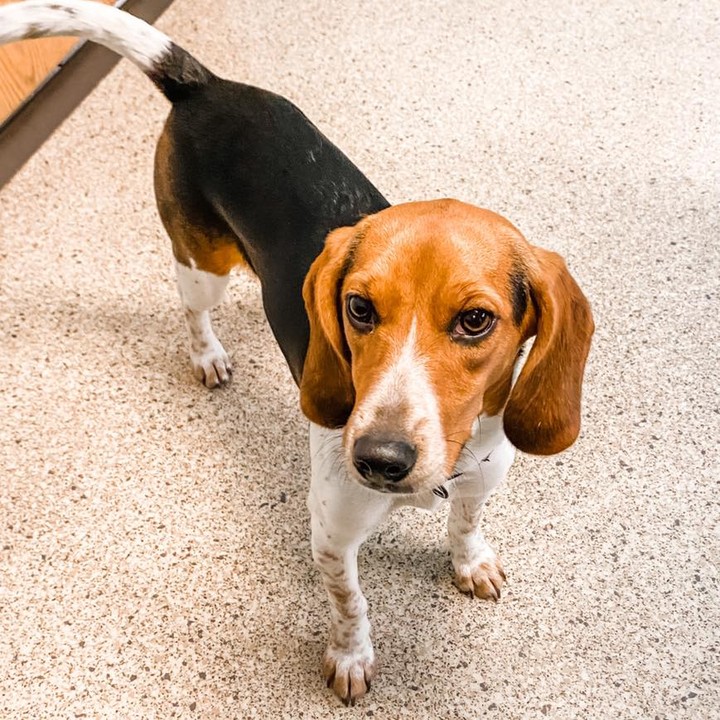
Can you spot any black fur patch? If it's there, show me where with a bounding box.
[148,42,211,102]
[24,23,42,39]
[49,3,76,14]
[338,232,364,280]
[509,266,528,326]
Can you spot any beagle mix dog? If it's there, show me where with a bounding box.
[1,0,594,705]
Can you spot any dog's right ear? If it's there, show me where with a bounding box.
[300,225,357,428]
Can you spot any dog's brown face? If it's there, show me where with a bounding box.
[301,199,594,494]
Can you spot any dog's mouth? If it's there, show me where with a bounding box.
[358,479,416,495]
[358,471,464,497]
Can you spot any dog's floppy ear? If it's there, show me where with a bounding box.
[503,246,594,455]
[300,225,357,428]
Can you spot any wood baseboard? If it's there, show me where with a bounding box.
[0,0,176,189]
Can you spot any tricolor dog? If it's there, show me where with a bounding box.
[0,0,594,705]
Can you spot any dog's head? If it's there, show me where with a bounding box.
[300,199,594,494]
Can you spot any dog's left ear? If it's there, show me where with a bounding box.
[504,246,594,455]
[300,225,357,428]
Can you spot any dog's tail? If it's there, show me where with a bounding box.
[0,0,211,102]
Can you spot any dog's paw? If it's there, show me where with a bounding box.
[323,644,375,706]
[190,342,232,388]
[453,554,506,601]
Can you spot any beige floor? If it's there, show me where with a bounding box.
[1,1,718,718]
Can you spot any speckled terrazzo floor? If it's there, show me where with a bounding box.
[1,1,718,718]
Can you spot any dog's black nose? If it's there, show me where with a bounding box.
[352,436,417,483]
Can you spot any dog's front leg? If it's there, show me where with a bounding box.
[448,429,516,600]
[308,423,392,705]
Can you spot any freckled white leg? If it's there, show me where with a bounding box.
[448,429,515,600]
[175,260,232,388]
[308,423,393,705]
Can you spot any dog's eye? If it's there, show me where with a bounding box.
[346,295,377,332]
[452,308,496,340]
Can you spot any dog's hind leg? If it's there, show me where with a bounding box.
[174,261,233,387]
[155,121,249,387]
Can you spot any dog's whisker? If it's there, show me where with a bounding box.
[312,432,344,466]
